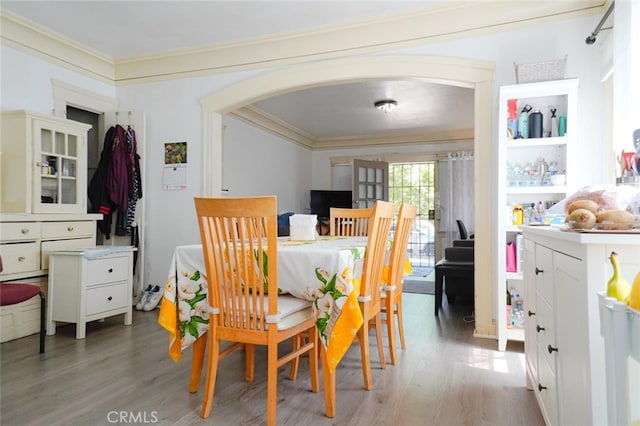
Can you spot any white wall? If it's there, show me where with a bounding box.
[0,45,116,112]
[222,116,312,214]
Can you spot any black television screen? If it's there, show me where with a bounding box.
[310,190,352,217]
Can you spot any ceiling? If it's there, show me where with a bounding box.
[0,1,479,145]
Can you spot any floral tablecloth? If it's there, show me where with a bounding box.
[158,236,370,372]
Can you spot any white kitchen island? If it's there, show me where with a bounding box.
[521,226,640,426]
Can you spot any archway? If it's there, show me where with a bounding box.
[200,54,496,338]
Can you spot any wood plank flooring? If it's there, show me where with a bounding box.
[1,293,544,426]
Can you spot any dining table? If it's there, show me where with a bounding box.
[158,235,378,415]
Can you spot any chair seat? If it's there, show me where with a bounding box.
[269,296,314,330]
[0,282,46,353]
[0,283,42,306]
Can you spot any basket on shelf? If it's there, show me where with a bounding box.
[514,55,567,84]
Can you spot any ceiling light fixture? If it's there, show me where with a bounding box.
[374,99,398,113]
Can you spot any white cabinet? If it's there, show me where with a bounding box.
[496,79,578,351]
[1,110,91,214]
[47,247,135,339]
[0,214,100,281]
[522,226,640,426]
[0,214,100,343]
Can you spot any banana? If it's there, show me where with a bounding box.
[628,271,640,310]
[607,251,631,303]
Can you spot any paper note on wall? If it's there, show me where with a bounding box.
[163,164,187,190]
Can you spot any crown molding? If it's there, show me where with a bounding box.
[229,106,316,149]
[0,10,114,83]
[1,2,605,85]
[313,128,475,150]
[114,1,603,84]
[230,104,473,150]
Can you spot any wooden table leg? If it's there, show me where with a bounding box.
[321,345,335,418]
[189,334,207,393]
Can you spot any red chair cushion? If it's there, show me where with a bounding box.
[0,283,42,306]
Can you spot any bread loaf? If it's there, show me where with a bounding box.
[566,208,596,229]
[595,209,635,230]
[567,199,600,215]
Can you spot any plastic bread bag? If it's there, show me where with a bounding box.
[544,185,640,215]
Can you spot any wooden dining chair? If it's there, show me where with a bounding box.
[329,207,372,236]
[193,195,320,425]
[381,203,417,365]
[356,200,395,389]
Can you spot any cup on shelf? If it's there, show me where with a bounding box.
[550,174,566,186]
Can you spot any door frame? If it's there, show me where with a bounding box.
[200,54,495,339]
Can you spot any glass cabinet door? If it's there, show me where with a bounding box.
[33,119,86,213]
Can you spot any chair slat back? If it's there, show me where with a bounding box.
[360,201,394,310]
[388,204,417,289]
[194,196,278,333]
[329,207,373,236]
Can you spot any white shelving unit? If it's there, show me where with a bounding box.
[496,79,578,351]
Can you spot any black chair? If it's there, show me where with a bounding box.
[277,212,295,236]
[456,219,474,240]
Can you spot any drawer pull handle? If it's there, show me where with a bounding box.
[536,325,545,333]
[538,384,547,392]
[107,296,113,301]
[535,267,544,275]
[67,226,74,231]
[21,228,29,234]
[528,310,535,317]
[18,256,26,262]
[108,268,113,273]
[548,344,558,354]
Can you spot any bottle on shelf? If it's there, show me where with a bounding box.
[518,104,532,139]
[512,204,524,225]
[550,107,559,137]
[529,110,543,138]
[558,115,567,136]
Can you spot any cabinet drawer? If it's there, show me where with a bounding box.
[537,352,558,425]
[0,222,41,241]
[86,256,130,286]
[41,237,95,271]
[0,242,40,275]
[535,245,554,305]
[41,221,95,240]
[86,282,128,315]
[536,296,559,380]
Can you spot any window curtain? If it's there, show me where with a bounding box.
[438,151,474,247]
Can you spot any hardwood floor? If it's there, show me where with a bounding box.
[1,293,544,426]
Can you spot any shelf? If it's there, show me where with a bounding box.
[497,79,578,353]
[506,185,566,194]
[506,136,567,148]
[505,327,525,342]
[506,271,523,280]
